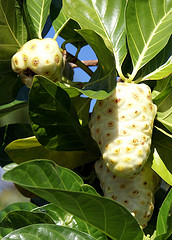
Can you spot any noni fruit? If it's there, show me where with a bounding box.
[89,82,157,178]
[11,38,65,87]
[95,158,161,228]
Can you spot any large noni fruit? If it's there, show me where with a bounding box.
[11,38,64,87]
[89,82,157,178]
[95,158,161,228]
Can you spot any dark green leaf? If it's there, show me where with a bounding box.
[3,160,143,240]
[71,97,91,126]
[0,124,33,167]
[29,76,100,159]
[154,188,172,240]
[33,204,108,240]
[126,0,172,81]
[0,73,23,106]
[63,0,127,80]
[0,211,54,230]
[5,136,95,169]
[0,202,36,222]
[2,224,97,240]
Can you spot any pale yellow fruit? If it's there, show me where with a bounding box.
[11,38,65,86]
[95,158,161,228]
[89,82,157,178]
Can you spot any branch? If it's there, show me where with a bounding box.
[63,50,97,77]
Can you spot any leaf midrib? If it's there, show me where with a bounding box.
[0,3,21,48]
[129,7,172,80]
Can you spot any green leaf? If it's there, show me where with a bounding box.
[5,136,97,169]
[0,211,55,230]
[152,75,172,104]
[33,204,108,240]
[0,73,23,106]
[0,202,36,222]
[76,29,116,99]
[0,0,27,105]
[152,127,172,183]
[126,0,172,81]
[2,160,143,240]
[137,37,172,81]
[71,97,91,126]
[2,224,97,240]
[25,0,51,39]
[154,189,172,240]
[0,100,27,118]
[63,0,127,79]
[29,76,100,159]
[151,149,172,186]
[0,124,33,168]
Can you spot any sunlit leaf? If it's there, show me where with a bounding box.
[63,0,127,79]
[2,224,97,240]
[33,204,108,240]
[126,0,172,81]
[154,189,172,240]
[5,136,97,169]
[2,160,144,240]
[25,0,51,39]
[0,100,27,118]
[151,149,172,186]
[152,127,172,183]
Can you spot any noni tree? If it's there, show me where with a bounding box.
[0,0,171,239]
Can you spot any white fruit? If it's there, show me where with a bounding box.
[89,82,157,178]
[11,38,65,86]
[95,158,161,228]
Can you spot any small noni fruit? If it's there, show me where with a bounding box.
[95,158,161,228]
[11,38,65,87]
[89,82,157,178]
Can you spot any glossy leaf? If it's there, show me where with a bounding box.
[0,202,36,222]
[0,211,55,230]
[152,127,172,183]
[2,160,143,240]
[5,136,96,168]
[33,204,108,240]
[154,189,172,240]
[2,224,97,240]
[151,149,172,186]
[126,0,172,81]
[137,37,172,81]
[76,29,116,99]
[63,0,127,79]
[29,76,100,159]
[25,0,51,39]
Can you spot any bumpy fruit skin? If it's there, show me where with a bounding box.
[95,158,161,228]
[89,82,157,178]
[11,38,64,86]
